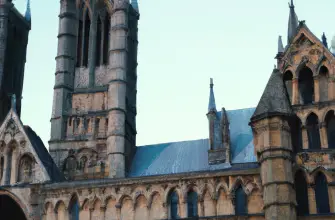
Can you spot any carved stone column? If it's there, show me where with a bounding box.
[314,75,320,103]
[162,202,168,219]
[308,185,317,214]
[292,78,299,105]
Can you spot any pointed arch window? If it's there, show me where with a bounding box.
[169,191,179,219]
[5,149,13,185]
[95,16,102,66]
[319,66,329,102]
[295,171,309,216]
[299,67,314,104]
[315,172,330,214]
[69,197,79,220]
[17,155,33,183]
[235,185,247,215]
[187,190,198,217]
[103,14,110,65]
[76,19,83,67]
[325,110,335,149]
[83,11,90,67]
[306,113,321,150]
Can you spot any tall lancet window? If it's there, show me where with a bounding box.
[319,66,329,102]
[283,71,293,103]
[95,17,102,66]
[295,171,309,215]
[315,172,330,214]
[169,191,179,219]
[83,11,90,67]
[103,14,110,65]
[5,149,13,185]
[326,110,335,149]
[69,197,79,220]
[235,185,247,215]
[306,113,321,150]
[187,190,198,217]
[298,67,314,104]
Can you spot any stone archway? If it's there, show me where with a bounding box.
[0,194,27,219]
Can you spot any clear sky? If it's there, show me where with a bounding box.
[13,0,335,147]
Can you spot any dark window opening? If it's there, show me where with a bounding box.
[76,20,83,67]
[299,67,314,104]
[69,197,79,220]
[319,66,329,102]
[284,71,293,103]
[290,116,303,152]
[103,15,110,65]
[0,195,27,220]
[235,185,247,215]
[187,190,198,217]
[315,172,330,214]
[0,156,3,181]
[295,171,309,216]
[326,110,335,149]
[95,17,102,66]
[5,149,12,185]
[306,113,321,150]
[83,12,90,67]
[169,191,179,219]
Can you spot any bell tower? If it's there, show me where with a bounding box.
[49,0,139,179]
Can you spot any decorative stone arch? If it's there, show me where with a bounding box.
[229,176,247,195]
[199,183,216,201]
[310,166,333,184]
[17,153,35,183]
[215,182,229,199]
[302,111,321,126]
[164,185,183,204]
[54,200,67,214]
[103,195,117,207]
[244,181,259,196]
[183,184,201,203]
[295,59,315,77]
[117,194,133,207]
[132,191,148,208]
[293,166,311,185]
[43,201,55,217]
[89,196,103,210]
[68,193,80,209]
[0,189,30,219]
[147,191,161,208]
[283,66,295,77]
[80,198,90,210]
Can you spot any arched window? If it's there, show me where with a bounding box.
[299,67,314,104]
[315,172,330,213]
[169,191,179,219]
[325,110,335,149]
[235,185,247,215]
[284,71,293,103]
[319,66,329,102]
[17,155,33,183]
[306,113,321,150]
[83,11,90,67]
[291,116,303,153]
[95,17,102,66]
[187,190,198,217]
[5,149,13,185]
[295,171,309,216]
[103,14,110,65]
[69,197,79,220]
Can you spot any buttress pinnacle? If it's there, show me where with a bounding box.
[288,0,298,44]
[25,0,31,22]
[208,78,216,112]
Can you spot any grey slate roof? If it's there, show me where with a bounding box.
[129,107,257,177]
[24,126,64,182]
[251,69,293,122]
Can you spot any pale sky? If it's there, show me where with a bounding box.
[13,0,335,147]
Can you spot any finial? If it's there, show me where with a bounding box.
[287,0,298,44]
[278,35,284,53]
[11,94,16,112]
[25,0,31,22]
[290,0,294,7]
[208,78,216,112]
[322,32,328,49]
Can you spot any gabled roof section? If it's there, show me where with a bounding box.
[0,105,64,182]
[251,69,293,122]
[282,21,335,60]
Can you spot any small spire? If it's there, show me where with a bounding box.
[322,32,328,49]
[278,35,284,53]
[131,0,139,12]
[25,0,31,22]
[288,0,298,44]
[11,94,16,112]
[208,78,216,112]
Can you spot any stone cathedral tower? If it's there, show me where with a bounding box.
[49,0,139,179]
[0,0,30,123]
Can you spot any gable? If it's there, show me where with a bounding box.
[280,24,334,74]
[0,109,63,185]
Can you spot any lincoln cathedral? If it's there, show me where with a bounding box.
[0,0,334,219]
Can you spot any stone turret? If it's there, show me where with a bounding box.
[250,68,296,220]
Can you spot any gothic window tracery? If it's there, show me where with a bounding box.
[235,185,247,215]
[325,110,335,149]
[17,155,33,183]
[299,67,314,104]
[306,113,321,150]
[187,190,198,217]
[295,171,309,216]
[314,172,330,214]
